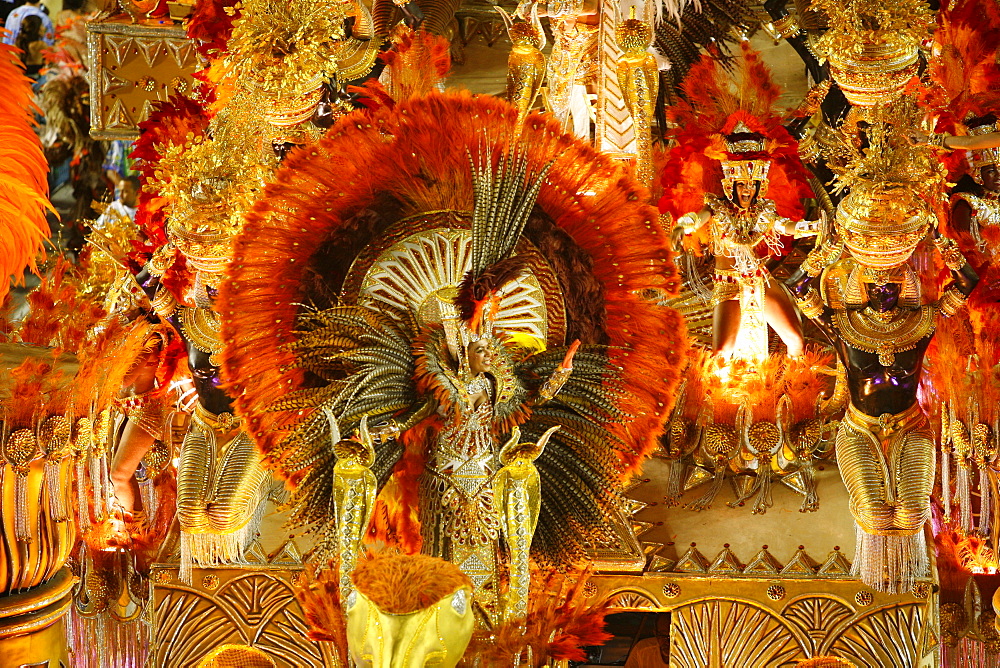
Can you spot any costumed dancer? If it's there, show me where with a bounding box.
[661,44,816,359]
[219,90,686,630]
[790,235,978,592]
[907,0,1000,264]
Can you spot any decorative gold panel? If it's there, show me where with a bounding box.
[87,18,202,140]
[589,573,936,668]
[150,565,337,668]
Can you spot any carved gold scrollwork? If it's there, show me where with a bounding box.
[152,569,338,667]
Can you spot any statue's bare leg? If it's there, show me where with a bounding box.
[111,348,160,514]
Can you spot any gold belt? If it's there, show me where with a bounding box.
[192,404,241,432]
[844,402,925,438]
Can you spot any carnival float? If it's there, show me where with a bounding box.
[3,0,1000,665]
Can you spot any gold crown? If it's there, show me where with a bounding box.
[721,160,771,198]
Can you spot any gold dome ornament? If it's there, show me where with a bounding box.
[836,183,933,269]
[811,0,932,108]
[827,42,920,108]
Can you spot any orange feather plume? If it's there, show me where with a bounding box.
[462,566,612,663]
[918,0,1000,130]
[0,42,53,300]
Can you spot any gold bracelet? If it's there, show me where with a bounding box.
[796,287,824,319]
[772,14,802,39]
[940,287,968,317]
[677,212,698,234]
[935,236,967,271]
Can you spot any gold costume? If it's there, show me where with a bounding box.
[837,402,934,535]
[177,405,270,580]
[419,398,505,617]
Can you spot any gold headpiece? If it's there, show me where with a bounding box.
[837,183,932,270]
[616,7,653,54]
[812,0,932,107]
[154,135,267,275]
[720,127,771,198]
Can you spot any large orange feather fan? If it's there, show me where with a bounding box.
[0,42,52,300]
[220,92,688,559]
[221,90,686,472]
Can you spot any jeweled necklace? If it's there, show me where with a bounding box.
[467,374,489,397]
[832,305,936,366]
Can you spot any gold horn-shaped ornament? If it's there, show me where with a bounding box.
[332,414,378,599]
[494,425,558,622]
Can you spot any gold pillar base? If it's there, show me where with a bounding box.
[0,568,74,667]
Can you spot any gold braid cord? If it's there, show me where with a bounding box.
[219,92,688,572]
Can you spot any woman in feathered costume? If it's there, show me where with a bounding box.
[219,90,686,625]
[660,44,815,359]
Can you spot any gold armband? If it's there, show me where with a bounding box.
[929,133,954,151]
[935,236,968,271]
[772,14,802,39]
[800,249,825,277]
[796,287,825,319]
[152,285,177,319]
[940,287,968,317]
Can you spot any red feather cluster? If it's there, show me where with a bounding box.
[186,0,241,58]
[658,43,813,222]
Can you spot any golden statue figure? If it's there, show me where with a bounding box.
[616,8,658,190]
[789,242,978,591]
[502,8,547,128]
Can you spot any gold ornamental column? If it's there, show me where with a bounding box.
[0,344,79,668]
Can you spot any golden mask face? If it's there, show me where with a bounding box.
[345,586,475,667]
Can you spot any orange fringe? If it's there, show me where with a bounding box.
[351,552,472,614]
[461,566,612,664]
[294,559,348,662]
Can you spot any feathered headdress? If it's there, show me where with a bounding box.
[658,43,812,221]
[0,43,52,300]
[915,0,1000,133]
[456,145,551,337]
